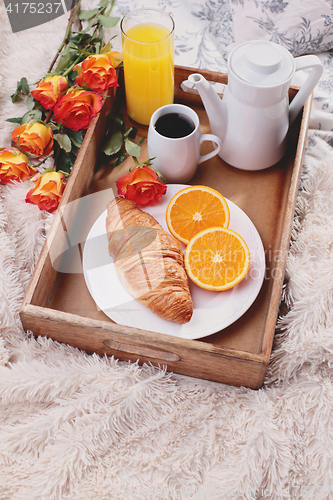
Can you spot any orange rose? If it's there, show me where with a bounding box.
[73,52,121,93]
[53,88,103,131]
[0,147,35,184]
[116,166,167,207]
[11,121,53,157]
[31,75,69,110]
[25,170,66,213]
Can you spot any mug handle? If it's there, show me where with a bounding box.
[198,134,222,164]
[289,55,323,126]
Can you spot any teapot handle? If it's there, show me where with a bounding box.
[289,55,323,126]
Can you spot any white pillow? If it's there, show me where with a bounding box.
[231,0,333,56]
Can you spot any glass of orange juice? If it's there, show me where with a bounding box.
[120,8,175,126]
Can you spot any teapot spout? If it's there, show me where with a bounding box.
[188,73,227,143]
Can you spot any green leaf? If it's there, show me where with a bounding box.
[101,42,111,54]
[55,149,76,174]
[20,77,29,94]
[56,156,72,174]
[123,127,132,139]
[78,8,100,20]
[66,129,84,148]
[125,138,141,158]
[114,150,126,167]
[99,0,109,7]
[26,95,35,111]
[124,126,138,140]
[66,41,80,52]
[21,109,43,124]
[5,117,22,124]
[55,51,77,73]
[69,33,91,44]
[110,113,124,126]
[11,77,29,102]
[48,122,60,131]
[81,17,98,34]
[103,129,123,155]
[97,15,119,28]
[11,89,20,103]
[94,42,101,54]
[94,25,104,44]
[54,133,72,153]
[27,97,44,113]
[67,70,78,87]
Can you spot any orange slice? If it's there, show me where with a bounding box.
[166,185,230,245]
[184,227,250,291]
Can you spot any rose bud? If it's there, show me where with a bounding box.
[74,52,121,93]
[0,147,35,184]
[11,121,53,158]
[116,165,167,207]
[25,170,66,213]
[31,75,69,110]
[53,88,103,132]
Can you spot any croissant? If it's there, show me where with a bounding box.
[106,196,193,324]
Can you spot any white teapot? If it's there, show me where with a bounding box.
[188,40,323,171]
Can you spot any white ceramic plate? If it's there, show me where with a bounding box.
[83,184,265,339]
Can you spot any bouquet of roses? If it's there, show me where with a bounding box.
[0,0,123,213]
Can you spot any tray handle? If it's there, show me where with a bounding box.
[104,339,181,362]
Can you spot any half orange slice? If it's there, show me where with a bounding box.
[184,227,250,291]
[166,185,230,245]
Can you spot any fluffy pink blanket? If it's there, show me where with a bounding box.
[1,2,333,499]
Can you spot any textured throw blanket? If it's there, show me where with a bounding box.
[1,1,333,499]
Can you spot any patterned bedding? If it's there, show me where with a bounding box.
[110,0,333,142]
[1,3,333,497]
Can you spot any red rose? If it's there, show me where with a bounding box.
[26,170,66,213]
[0,147,35,184]
[31,75,68,110]
[116,166,167,207]
[53,88,103,131]
[73,52,121,93]
[11,121,53,158]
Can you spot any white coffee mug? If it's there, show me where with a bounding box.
[147,104,222,183]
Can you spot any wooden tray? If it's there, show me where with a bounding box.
[19,65,312,389]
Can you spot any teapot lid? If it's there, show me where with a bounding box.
[229,40,294,86]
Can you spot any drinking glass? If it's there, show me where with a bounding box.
[120,8,175,126]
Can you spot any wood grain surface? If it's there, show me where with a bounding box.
[19,66,312,389]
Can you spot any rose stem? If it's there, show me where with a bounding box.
[48,0,82,73]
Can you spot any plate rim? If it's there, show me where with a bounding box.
[82,184,266,340]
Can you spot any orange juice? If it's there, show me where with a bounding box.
[122,22,174,126]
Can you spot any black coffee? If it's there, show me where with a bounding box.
[154,113,195,138]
